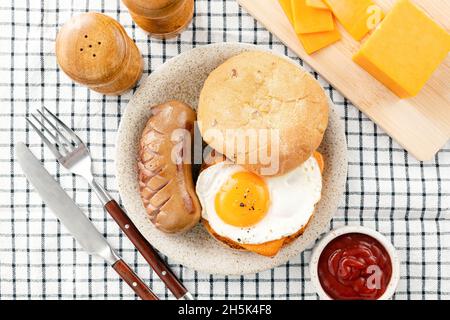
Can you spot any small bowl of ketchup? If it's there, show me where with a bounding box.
[310,226,400,300]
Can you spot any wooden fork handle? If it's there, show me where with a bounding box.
[112,259,158,300]
[105,199,190,299]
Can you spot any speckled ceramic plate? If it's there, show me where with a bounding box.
[116,43,347,275]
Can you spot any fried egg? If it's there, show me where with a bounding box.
[196,155,322,245]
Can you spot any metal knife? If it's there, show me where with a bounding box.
[16,142,158,300]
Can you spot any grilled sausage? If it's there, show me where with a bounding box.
[138,100,201,233]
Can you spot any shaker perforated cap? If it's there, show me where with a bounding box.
[55,12,128,86]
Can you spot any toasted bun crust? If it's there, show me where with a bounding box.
[198,51,329,176]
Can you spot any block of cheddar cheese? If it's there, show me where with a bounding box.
[353,0,450,98]
[279,0,340,54]
[291,0,334,34]
[324,0,384,40]
[306,0,327,10]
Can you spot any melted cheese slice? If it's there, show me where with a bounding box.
[240,239,286,257]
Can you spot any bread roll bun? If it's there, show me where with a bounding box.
[198,51,329,176]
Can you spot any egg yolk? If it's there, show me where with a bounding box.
[215,171,270,227]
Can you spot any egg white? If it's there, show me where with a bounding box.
[196,155,322,244]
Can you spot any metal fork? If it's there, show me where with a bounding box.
[27,107,193,300]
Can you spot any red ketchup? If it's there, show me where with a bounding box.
[318,233,392,300]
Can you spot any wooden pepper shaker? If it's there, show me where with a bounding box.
[122,0,194,38]
[55,12,143,95]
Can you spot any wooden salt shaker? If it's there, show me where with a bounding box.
[56,12,143,95]
[122,0,194,38]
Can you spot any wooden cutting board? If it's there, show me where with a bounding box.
[237,0,450,161]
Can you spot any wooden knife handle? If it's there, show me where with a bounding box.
[112,259,158,300]
[105,200,189,299]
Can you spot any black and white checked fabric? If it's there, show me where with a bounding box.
[0,0,449,300]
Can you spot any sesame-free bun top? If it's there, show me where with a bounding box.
[197,51,329,176]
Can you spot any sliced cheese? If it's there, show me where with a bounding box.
[280,0,340,54]
[291,0,334,34]
[298,26,341,54]
[324,0,384,40]
[278,0,294,25]
[306,0,328,10]
[353,0,450,98]
[240,238,286,257]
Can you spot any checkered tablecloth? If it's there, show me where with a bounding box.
[0,0,449,300]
